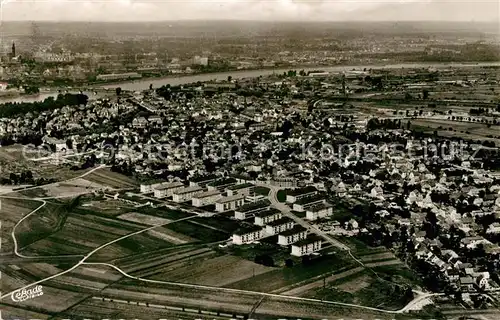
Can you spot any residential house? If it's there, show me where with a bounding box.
[461,236,491,249]
[487,222,500,234]
[132,117,148,128]
[227,183,255,197]
[234,200,271,220]
[153,182,185,198]
[265,217,294,235]
[172,186,204,203]
[305,203,334,221]
[460,277,476,292]
[207,178,238,192]
[286,186,318,203]
[233,226,264,245]
[189,175,218,187]
[215,194,245,212]
[278,225,308,245]
[254,208,282,226]
[292,195,325,212]
[192,190,222,207]
[291,235,322,257]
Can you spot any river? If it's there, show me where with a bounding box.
[2,61,499,104]
[100,62,500,92]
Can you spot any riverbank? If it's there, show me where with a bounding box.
[2,61,499,104]
[98,61,500,92]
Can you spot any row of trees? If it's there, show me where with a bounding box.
[0,93,89,118]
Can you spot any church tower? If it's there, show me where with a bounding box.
[11,42,15,58]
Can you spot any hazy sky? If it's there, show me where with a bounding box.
[1,0,498,22]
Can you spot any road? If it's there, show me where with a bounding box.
[78,261,431,315]
[2,165,109,259]
[1,169,438,315]
[256,182,350,251]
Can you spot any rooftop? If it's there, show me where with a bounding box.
[233,225,263,236]
[306,202,333,212]
[236,199,271,213]
[254,208,281,218]
[155,181,184,190]
[208,177,237,187]
[266,217,294,227]
[228,183,254,190]
[292,235,323,247]
[173,186,204,195]
[279,225,308,237]
[287,186,318,197]
[295,194,325,205]
[190,174,218,183]
[193,190,221,198]
[216,194,245,204]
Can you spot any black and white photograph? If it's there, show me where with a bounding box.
[0,1,499,319]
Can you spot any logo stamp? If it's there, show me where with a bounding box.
[11,285,44,302]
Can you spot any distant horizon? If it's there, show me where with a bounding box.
[2,19,498,23]
[1,0,498,22]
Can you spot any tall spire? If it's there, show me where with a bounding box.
[11,42,15,57]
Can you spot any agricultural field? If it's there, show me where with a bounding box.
[84,168,137,189]
[227,251,357,293]
[410,119,500,142]
[303,264,417,312]
[148,254,276,287]
[79,198,136,216]
[117,211,172,226]
[14,204,174,260]
[0,198,42,252]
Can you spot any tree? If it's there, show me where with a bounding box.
[227,76,232,82]
[149,84,153,90]
[115,87,122,96]
[423,89,429,100]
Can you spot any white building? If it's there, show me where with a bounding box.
[227,183,255,197]
[153,182,185,198]
[234,200,271,220]
[189,175,218,187]
[191,190,222,207]
[254,209,282,226]
[293,196,325,212]
[233,226,264,245]
[291,235,323,257]
[278,226,308,246]
[215,194,245,212]
[172,186,204,203]
[207,178,238,192]
[265,217,294,235]
[486,222,500,234]
[0,82,8,91]
[306,203,334,221]
[286,186,318,203]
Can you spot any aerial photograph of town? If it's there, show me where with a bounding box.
[0,0,499,319]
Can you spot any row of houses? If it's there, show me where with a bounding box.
[232,223,322,257]
[140,178,257,212]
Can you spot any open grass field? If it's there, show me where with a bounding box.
[166,219,230,243]
[0,198,42,252]
[117,211,172,226]
[79,198,136,216]
[227,252,356,293]
[296,260,421,312]
[411,119,500,142]
[17,207,174,260]
[148,254,276,287]
[84,168,137,189]
[113,246,215,273]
